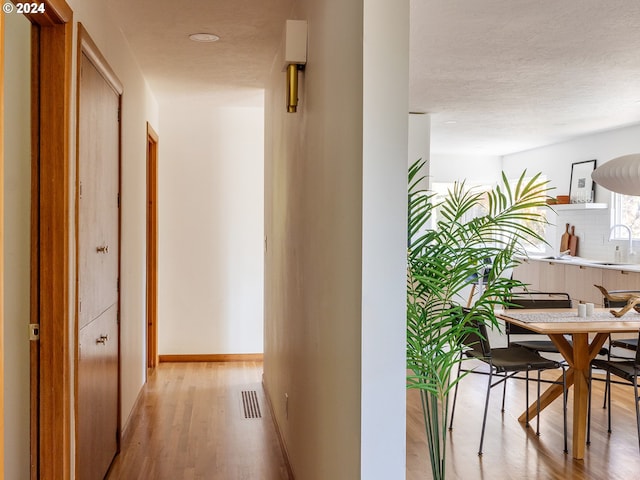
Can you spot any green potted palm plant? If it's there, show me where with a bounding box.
[406,159,551,479]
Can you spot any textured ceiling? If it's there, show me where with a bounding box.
[107,0,294,103]
[107,0,640,156]
[411,0,640,155]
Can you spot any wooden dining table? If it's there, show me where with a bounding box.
[497,307,640,460]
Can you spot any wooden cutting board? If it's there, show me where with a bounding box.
[560,223,571,252]
[569,225,579,256]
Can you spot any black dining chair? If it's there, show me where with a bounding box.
[604,290,640,353]
[507,291,609,357]
[449,308,568,455]
[600,290,640,407]
[505,292,573,353]
[587,330,640,451]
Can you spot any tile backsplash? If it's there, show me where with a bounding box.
[543,207,638,263]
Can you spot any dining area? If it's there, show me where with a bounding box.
[405,159,640,479]
[406,299,640,479]
[498,305,640,456]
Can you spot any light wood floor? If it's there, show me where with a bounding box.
[407,360,640,480]
[106,362,290,480]
[106,360,640,479]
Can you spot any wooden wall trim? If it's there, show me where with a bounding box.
[29,23,41,480]
[37,20,73,480]
[77,23,123,95]
[147,122,159,143]
[159,354,264,363]
[29,1,73,478]
[24,0,72,25]
[1,10,6,478]
[146,122,158,370]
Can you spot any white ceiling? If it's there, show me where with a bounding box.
[411,0,640,156]
[107,0,295,105]
[107,0,640,156]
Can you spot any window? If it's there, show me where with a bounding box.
[611,193,640,239]
[431,179,548,253]
[508,176,549,254]
[431,182,491,226]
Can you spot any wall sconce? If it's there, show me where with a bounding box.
[287,64,300,113]
[591,153,640,195]
[284,20,307,113]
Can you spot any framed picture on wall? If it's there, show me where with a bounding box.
[569,159,597,203]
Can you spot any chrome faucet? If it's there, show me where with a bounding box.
[610,224,634,256]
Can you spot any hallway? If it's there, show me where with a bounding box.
[107,362,290,480]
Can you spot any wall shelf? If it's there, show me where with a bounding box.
[552,203,608,211]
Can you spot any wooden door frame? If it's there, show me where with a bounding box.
[23,1,74,479]
[74,22,124,478]
[146,123,159,371]
[0,10,5,478]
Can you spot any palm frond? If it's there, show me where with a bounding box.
[407,159,552,479]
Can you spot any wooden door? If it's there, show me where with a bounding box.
[146,123,159,370]
[76,40,121,480]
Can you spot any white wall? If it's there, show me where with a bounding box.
[430,153,502,185]
[361,0,409,476]
[503,124,640,259]
[503,124,640,203]
[409,113,430,185]
[157,101,264,354]
[264,5,364,475]
[68,0,160,443]
[409,113,430,167]
[3,12,31,479]
[263,0,408,478]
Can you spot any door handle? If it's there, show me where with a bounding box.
[96,335,109,345]
[96,245,109,254]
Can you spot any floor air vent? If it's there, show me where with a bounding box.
[241,390,262,419]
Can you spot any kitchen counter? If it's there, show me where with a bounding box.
[524,255,640,272]
[513,256,640,306]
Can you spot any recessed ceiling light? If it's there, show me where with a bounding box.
[189,33,220,43]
